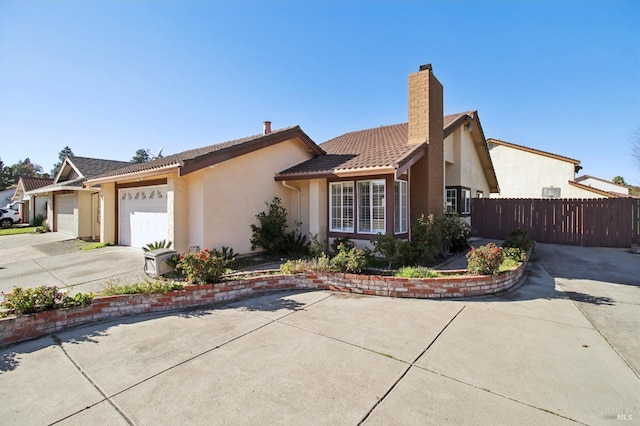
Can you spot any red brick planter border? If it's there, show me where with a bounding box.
[1,261,526,347]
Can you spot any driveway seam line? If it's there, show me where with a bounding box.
[472,305,596,330]
[414,366,587,425]
[357,305,467,425]
[538,256,640,381]
[51,336,135,426]
[78,293,336,403]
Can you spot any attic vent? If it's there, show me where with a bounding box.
[542,187,561,198]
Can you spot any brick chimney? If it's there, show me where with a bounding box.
[407,64,444,217]
[263,121,272,135]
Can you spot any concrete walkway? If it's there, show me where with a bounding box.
[1,246,639,425]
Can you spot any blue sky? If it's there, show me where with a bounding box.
[1,0,639,184]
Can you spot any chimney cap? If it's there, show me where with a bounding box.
[262,120,272,135]
[418,64,432,72]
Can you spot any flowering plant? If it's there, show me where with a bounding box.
[0,286,94,317]
[466,243,504,275]
[177,249,229,284]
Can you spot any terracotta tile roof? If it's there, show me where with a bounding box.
[277,112,474,178]
[89,126,320,181]
[487,138,580,165]
[18,177,54,192]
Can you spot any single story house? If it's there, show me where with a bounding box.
[86,64,503,253]
[27,156,131,239]
[487,138,616,199]
[12,176,54,223]
[574,175,629,197]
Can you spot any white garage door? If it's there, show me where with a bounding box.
[119,185,168,248]
[55,194,77,236]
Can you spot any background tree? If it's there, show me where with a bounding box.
[11,158,44,180]
[131,148,151,163]
[0,158,13,190]
[51,146,74,176]
[612,176,627,186]
[634,127,640,173]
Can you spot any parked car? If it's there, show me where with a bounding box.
[0,207,21,228]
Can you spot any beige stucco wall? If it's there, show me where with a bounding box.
[160,138,315,254]
[444,127,491,196]
[100,183,116,244]
[488,144,606,199]
[76,191,100,240]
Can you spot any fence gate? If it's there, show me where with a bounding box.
[471,198,640,247]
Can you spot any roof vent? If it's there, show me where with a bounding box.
[263,121,272,135]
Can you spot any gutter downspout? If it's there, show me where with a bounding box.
[281,181,301,223]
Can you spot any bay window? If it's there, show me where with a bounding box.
[394,180,408,234]
[329,182,354,232]
[358,180,385,234]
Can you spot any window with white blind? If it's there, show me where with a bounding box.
[394,180,408,234]
[446,188,457,214]
[358,180,385,234]
[462,189,471,214]
[329,182,354,232]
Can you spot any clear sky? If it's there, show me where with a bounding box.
[1,0,639,184]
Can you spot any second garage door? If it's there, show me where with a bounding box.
[119,185,168,248]
[55,194,77,236]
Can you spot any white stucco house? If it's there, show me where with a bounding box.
[487,138,617,199]
[12,176,54,223]
[574,175,629,197]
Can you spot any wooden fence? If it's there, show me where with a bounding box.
[471,198,640,247]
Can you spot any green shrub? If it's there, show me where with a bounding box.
[502,247,527,262]
[408,215,439,265]
[280,253,333,274]
[102,279,184,296]
[438,214,471,257]
[0,286,94,317]
[178,249,230,284]
[30,214,46,227]
[395,266,441,278]
[502,229,533,251]
[466,243,504,275]
[330,237,355,254]
[309,233,330,257]
[212,246,238,266]
[143,240,172,252]
[282,231,310,257]
[372,233,412,269]
[331,246,366,273]
[35,220,50,233]
[499,257,521,272]
[250,197,289,254]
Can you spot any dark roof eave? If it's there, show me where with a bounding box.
[179,126,323,177]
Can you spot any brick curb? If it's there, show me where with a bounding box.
[1,260,526,348]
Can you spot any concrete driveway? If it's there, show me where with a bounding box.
[1,244,639,425]
[0,232,147,295]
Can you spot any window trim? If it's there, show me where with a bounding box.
[357,179,386,234]
[329,181,354,232]
[394,180,408,234]
[446,188,457,215]
[461,188,471,215]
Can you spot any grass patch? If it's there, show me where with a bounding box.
[102,279,184,296]
[80,242,112,251]
[0,226,36,236]
[395,266,443,278]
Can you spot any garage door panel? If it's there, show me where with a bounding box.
[119,185,168,248]
[55,194,77,236]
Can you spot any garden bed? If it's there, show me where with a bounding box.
[0,258,527,348]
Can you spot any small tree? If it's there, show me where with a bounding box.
[250,197,289,254]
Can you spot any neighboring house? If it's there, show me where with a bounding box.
[443,111,499,219]
[27,156,131,239]
[85,125,324,252]
[487,138,615,199]
[574,175,630,197]
[12,176,54,223]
